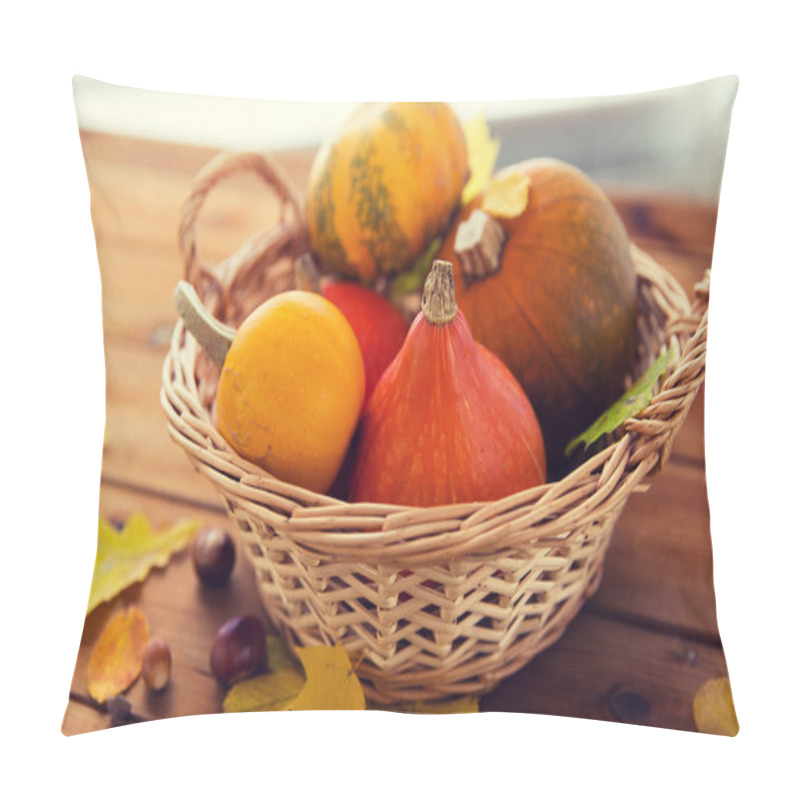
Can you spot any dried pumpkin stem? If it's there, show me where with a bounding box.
[174,280,236,370]
[454,208,506,279]
[421,259,458,325]
[294,253,323,293]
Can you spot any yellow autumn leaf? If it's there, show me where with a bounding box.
[223,635,303,712]
[87,606,149,704]
[287,645,366,711]
[693,676,739,736]
[418,695,479,713]
[223,669,306,713]
[370,695,480,714]
[87,513,199,615]
[461,112,501,205]
[481,171,531,219]
[265,632,298,673]
[223,642,365,713]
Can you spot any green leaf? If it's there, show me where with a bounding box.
[389,234,443,299]
[565,344,678,457]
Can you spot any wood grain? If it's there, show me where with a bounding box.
[62,130,729,736]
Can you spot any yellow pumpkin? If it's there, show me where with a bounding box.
[215,290,365,494]
[306,102,469,283]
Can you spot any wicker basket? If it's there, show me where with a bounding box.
[160,151,710,704]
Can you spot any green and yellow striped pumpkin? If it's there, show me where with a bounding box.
[306,102,469,283]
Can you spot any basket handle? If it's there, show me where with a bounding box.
[669,268,710,369]
[177,151,309,319]
[627,268,711,469]
[691,269,710,323]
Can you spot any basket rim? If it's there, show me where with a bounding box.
[161,242,709,565]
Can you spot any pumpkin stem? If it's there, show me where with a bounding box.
[421,259,458,325]
[174,280,236,370]
[454,208,506,280]
[294,253,323,293]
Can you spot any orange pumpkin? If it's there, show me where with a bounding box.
[349,260,546,506]
[436,158,638,471]
[306,102,469,283]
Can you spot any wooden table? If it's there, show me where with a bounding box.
[62,131,730,735]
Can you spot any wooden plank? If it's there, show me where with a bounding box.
[82,146,303,348]
[79,131,310,257]
[64,482,729,735]
[79,130,313,187]
[673,382,705,465]
[102,338,215,506]
[614,192,718,255]
[482,612,730,732]
[63,484,271,735]
[79,131,217,175]
[64,131,726,737]
[85,155,299,273]
[588,459,718,637]
[61,697,114,737]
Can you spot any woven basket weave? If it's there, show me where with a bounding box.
[161,151,711,703]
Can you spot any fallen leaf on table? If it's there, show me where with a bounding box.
[370,695,480,714]
[461,112,500,205]
[224,641,478,714]
[287,645,366,710]
[565,344,678,457]
[481,171,531,219]
[265,633,298,673]
[693,676,739,736]
[87,606,149,704]
[87,513,199,614]
[223,640,365,712]
[414,695,479,713]
[223,669,306,713]
[223,635,303,712]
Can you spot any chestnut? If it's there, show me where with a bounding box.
[192,528,235,586]
[210,615,266,685]
[142,638,172,691]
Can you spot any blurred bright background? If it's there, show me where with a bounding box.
[73,74,738,202]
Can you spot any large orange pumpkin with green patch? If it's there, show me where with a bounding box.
[436,158,639,472]
[306,102,469,283]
